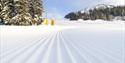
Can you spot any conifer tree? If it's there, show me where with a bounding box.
[0,0,43,25]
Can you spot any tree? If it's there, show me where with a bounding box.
[65,12,79,20]
[0,0,43,25]
[0,0,16,24]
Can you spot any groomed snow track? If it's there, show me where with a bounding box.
[0,21,125,63]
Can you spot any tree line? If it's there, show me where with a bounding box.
[65,4,125,21]
[0,0,43,25]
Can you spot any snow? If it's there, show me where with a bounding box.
[0,20,125,63]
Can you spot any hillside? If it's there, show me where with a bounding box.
[65,4,125,21]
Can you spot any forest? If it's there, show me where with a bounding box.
[65,4,125,21]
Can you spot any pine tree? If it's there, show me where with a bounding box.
[9,0,31,25]
[28,0,35,18]
[0,0,15,24]
[33,0,43,17]
[28,0,43,25]
[0,0,43,25]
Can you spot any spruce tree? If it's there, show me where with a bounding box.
[0,0,15,24]
[0,0,43,25]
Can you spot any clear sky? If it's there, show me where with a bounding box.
[43,0,125,19]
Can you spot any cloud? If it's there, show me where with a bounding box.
[96,0,125,5]
[67,0,125,8]
[109,0,125,5]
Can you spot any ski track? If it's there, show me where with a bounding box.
[0,22,125,63]
[61,31,121,63]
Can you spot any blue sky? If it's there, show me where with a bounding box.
[43,0,125,19]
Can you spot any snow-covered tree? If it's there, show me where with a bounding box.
[28,0,43,18]
[0,0,43,25]
[0,0,16,24]
[9,0,31,25]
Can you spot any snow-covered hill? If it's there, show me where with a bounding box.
[0,20,125,63]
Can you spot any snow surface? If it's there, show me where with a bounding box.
[0,20,125,63]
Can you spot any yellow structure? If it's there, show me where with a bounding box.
[43,19,48,25]
[51,19,55,26]
[43,19,55,26]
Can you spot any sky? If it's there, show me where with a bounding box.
[43,0,125,19]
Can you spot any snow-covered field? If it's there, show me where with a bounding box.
[0,20,125,63]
